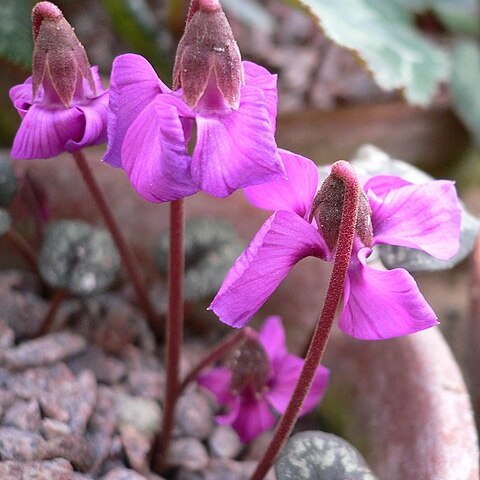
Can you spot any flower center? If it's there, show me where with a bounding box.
[230,337,271,398]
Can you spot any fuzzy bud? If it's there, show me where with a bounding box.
[31,1,95,107]
[230,336,270,396]
[173,0,243,110]
[311,161,373,251]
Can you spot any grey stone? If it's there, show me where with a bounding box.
[275,431,377,480]
[101,468,150,480]
[42,434,95,472]
[0,208,11,235]
[209,425,242,459]
[114,393,162,435]
[0,155,18,207]
[39,220,120,295]
[3,399,41,431]
[3,331,87,369]
[0,427,47,461]
[175,390,213,440]
[168,437,209,471]
[155,218,243,301]
[0,458,73,479]
[351,144,479,272]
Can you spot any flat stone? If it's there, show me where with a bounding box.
[41,418,72,439]
[3,332,87,370]
[174,390,213,440]
[42,434,95,472]
[114,393,161,435]
[275,431,378,480]
[0,427,47,461]
[208,425,242,459]
[168,437,209,471]
[0,458,73,480]
[3,399,41,431]
[127,369,164,401]
[39,370,97,434]
[68,345,126,384]
[119,424,150,474]
[101,467,150,480]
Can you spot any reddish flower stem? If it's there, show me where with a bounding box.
[151,199,185,474]
[180,328,251,392]
[250,162,361,480]
[35,288,68,337]
[4,228,39,273]
[71,150,162,338]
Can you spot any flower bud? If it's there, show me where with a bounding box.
[230,336,271,397]
[173,0,243,110]
[32,1,95,107]
[311,161,373,251]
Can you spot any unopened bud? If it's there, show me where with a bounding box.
[230,336,270,396]
[32,1,95,107]
[311,161,373,251]
[173,0,243,110]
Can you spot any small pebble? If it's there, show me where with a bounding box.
[114,393,162,435]
[42,434,95,472]
[0,458,73,480]
[209,425,242,459]
[119,424,151,473]
[101,467,150,480]
[175,390,213,440]
[3,399,41,431]
[0,427,46,461]
[168,437,209,471]
[3,331,87,370]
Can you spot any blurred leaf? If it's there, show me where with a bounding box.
[0,0,34,68]
[451,41,480,146]
[101,0,172,81]
[222,0,275,34]
[294,0,449,105]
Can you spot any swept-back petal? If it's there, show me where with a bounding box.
[210,211,328,328]
[66,92,109,151]
[258,316,287,364]
[266,353,329,415]
[368,179,461,260]
[243,61,278,129]
[121,95,198,203]
[363,174,411,197]
[104,54,169,168]
[244,149,319,219]
[232,396,276,443]
[339,248,438,340]
[11,104,83,159]
[192,84,285,197]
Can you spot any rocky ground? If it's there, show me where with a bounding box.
[0,270,278,480]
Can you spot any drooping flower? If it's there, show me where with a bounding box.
[198,316,329,442]
[103,0,285,202]
[210,150,462,339]
[9,2,108,160]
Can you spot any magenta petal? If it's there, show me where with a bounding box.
[363,174,411,197]
[258,316,288,364]
[369,180,461,260]
[232,397,276,443]
[339,248,438,340]
[104,54,169,168]
[243,61,278,129]
[66,92,109,151]
[244,149,319,219]
[11,104,83,159]
[192,84,285,197]
[121,95,198,202]
[266,354,329,415]
[210,211,328,328]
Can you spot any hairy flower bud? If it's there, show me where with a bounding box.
[311,161,373,251]
[230,336,271,397]
[32,1,95,107]
[173,0,243,110]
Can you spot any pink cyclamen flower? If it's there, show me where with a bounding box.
[198,316,329,442]
[9,2,108,159]
[103,0,285,202]
[210,150,462,339]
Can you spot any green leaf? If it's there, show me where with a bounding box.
[294,0,449,105]
[0,0,34,68]
[451,41,480,146]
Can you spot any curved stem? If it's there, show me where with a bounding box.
[35,288,68,337]
[180,328,251,392]
[4,228,39,273]
[71,150,162,338]
[151,199,185,474]
[250,163,361,480]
